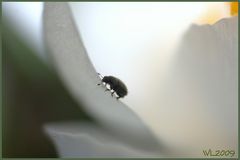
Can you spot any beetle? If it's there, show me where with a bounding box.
[97,73,128,99]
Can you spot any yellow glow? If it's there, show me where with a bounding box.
[195,2,231,25]
[230,2,238,16]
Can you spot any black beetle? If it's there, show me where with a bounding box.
[97,73,128,99]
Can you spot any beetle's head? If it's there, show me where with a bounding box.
[102,76,110,83]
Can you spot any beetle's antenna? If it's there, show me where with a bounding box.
[98,73,103,79]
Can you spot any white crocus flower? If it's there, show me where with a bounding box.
[43,2,238,158]
[43,2,165,158]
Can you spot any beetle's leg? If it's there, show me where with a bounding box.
[97,80,103,85]
[97,82,102,85]
[105,88,110,91]
[116,96,120,100]
[111,91,115,96]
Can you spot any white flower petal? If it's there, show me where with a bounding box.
[43,2,162,152]
[156,16,238,157]
[44,122,160,158]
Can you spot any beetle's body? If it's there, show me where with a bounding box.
[98,74,128,99]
